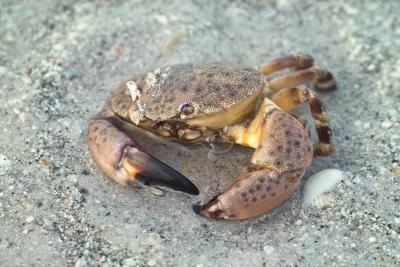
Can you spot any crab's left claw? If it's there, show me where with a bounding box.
[88,113,199,195]
[122,146,199,195]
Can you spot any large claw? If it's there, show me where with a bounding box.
[194,169,303,220]
[195,102,314,219]
[121,146,199,195]
[88,116,199,195]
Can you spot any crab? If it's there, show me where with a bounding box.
[87,52,336,220]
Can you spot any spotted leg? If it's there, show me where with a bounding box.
[255,52,336,91]
[267,66,336,92]
[271,86,334,156]
[87,106,199,195]
[195,99,313,219]
[256,52,314,74]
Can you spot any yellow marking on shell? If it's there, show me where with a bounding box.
[223,98,279,149]
[247,127,263,147]
[187,90,261,129]
[225,125,261,149]
[122,157,143,178]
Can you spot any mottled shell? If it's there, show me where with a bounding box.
[137,63,265,121]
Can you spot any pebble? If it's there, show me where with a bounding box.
[207,151,217,161]
[149,186,164,196]
[263,244,275,255]
[122,257,136,267]
[75,257,88,267]
[0,154,12,168]
[26,216,35,223]
[394,166,400,176]
[303,169,344,207]
[368,237,376,243]
[367,64,375,71]
[67,174,78,183]
[147,259,157,267]
[381,120,393,129]
[146,232,162,247]
[362,122,371,129]
[343,4,359,15]
[0,66,8,76]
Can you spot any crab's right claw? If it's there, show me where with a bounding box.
[194,169,303,220]
[88,117,199,195]
[122,146,199,195]
[195,105,315,219]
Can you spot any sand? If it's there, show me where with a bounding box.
[1,0,399,266]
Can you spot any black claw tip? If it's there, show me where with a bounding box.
[124,146,200,195]
[192,204,202,215]
[315,84,337,91]
[132,151,199,195]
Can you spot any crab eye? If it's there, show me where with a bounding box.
[179,103,195,116]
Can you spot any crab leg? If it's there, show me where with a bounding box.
[267,66,336,92]
[88,107,199,195]
[256,52,314,74]
[197,99,314,219]
[271,86,334,155]
[256,53,336,91]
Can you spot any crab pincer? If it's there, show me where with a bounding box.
[88,112,199,195]
[195,100,313,219]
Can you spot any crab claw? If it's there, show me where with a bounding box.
[88,116,199,195]
[122,146,199,195]
[194,169,303,219]
[194,105,315,219]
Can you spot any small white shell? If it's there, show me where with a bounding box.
[303,169,344,207]
[149,186,164,196]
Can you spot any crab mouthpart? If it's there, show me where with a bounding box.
[122,147,199,195]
